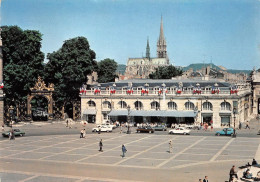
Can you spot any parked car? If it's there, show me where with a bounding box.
[257,130,260,135]
[97,123,115,129]
[168,127,190,135]
[136,126,154,133]
[215,128,234,136]
[92,125,112,132]
[32,109,48,121]
[152,125,167,131]
[2,129,25,137]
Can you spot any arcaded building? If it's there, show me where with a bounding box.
[80,79,252,128]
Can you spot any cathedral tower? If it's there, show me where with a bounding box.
[157,16,167,58]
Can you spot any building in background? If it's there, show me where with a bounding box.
[252,69,260,116]
[182,65,248,83]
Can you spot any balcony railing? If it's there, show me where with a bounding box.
[80,88,251,97]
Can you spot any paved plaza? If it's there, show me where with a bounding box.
[0,133,259,182]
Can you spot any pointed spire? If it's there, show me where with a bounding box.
[157,16,167,58]
[146,37,150,59]
[159,16,165,43]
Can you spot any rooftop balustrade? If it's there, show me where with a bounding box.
[80,87,251,97]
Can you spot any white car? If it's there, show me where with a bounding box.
[97,123,115,129]
[169,127,190,135]
[92,125,112,132]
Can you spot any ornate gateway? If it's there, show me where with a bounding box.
[27,77,54,120]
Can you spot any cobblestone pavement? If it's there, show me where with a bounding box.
[0,132,259,182]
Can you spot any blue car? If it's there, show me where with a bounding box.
[215,128,234,136]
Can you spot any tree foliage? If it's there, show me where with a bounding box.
[97,58,118,83]
[44,36,97,107]
[1,26,45,106]
[149,65,183,79]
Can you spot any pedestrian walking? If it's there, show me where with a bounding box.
[69,118,72,129]
[199,179,202,182]
[9,129,15,140]
[66,119,69,127]
[98,126,101,134]
[245,120,250,129]
[122,144,127,157]
[205,123,208,131]
[2,124,4,131]
[120,125,122,134]
[83,129,86,138]
[203,176,209,182]
[169,140,173,153]
[99,139,103,152]
[80,129,84,138]
[229,165,238,181]
[239,122,242,130]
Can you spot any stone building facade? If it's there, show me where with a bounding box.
[80,79,252,128]
[252,69,260,116]
[183,66,248,83]
[0,29,4,126]
[124,17,169,79]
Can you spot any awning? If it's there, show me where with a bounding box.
[129,110,197,117]
[83,109,97,115]
[108,110,128,116]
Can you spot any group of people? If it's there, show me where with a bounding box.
[229,159,260,181]
[198,176,209,182]
[99,139,127,157]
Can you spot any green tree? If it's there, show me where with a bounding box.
[1,26,45,107]
[149,65,183,79]
[44,36,97,108]
[97,58,118,83]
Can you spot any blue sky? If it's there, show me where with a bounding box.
[1,0,260,70]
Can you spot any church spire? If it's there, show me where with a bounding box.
[146,37,150,59]
[159,16,165,43]
[157,16,167,58]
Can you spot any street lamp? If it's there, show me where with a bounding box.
[257,114,260,131]
[232,107,237,138]
[9,105,14,128]
[127,105,131,134]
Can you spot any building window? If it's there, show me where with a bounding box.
[118,101,127,109]
[151,101,160,110]
[202,101,213,111]
[220,102,231,111]
[221,116,230,127]
[103,101,111,109]
[87,100,96,107]
[168,102,177,110]
[154,87,160,93]
[185,101,195,110]
[134,101,143,110]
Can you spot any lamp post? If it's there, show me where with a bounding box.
[9,105,14,128]
[194,106,198,123]
[232,108,237,138]
[127,105,131,134]
[257,114,260,131]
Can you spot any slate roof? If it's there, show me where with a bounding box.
[92,79,231,90]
